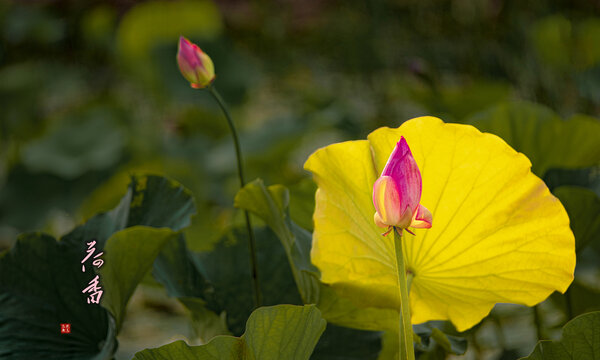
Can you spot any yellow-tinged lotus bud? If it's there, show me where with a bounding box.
[177,36,215,89]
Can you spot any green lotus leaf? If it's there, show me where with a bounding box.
[521,311,600,360]
[132,305,327,360]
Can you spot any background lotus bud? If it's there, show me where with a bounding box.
[372,136,432,230]
[177,36,215,89]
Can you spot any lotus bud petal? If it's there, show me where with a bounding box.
[177,36,215,89]
[372,136,432,230]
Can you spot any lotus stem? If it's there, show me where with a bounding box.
[208,85,262,309]
[393,228,415,360]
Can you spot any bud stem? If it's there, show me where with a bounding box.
[208,85,262,309]
[393,228,415,360]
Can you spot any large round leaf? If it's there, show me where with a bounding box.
[304,116,575,332]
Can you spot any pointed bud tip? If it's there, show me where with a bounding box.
[396,136,410,156]
[179,36,190,46]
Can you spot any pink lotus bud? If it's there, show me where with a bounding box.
[177,36,215,89]
[373,137,432,231]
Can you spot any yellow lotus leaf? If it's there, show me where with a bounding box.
[304,116,575,332]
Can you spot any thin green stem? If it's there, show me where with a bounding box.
[208,85,262,309]
[208,86,246,187]
[393,228,415,360]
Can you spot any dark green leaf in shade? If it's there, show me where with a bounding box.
[153,225,384,358]
[123,175,196,230]
[152,225,302,337]
[132,305,327,360]
[152,234,219,302]
[465,101,600,176]
[520,311,600,360]
[311,324,382,360]
[552,186,600,253]
[551,280,600,319]
[545,166,600,198]
[62,174,196,250]
[234,179,321,304]
[193,227,303,336]
[0,233,116,360]
[177,297,231,343]
[234,179,386,358]
[289,178,318,232]
[0,175,196,359]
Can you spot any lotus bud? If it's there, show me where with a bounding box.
[177,36,215,89]
[373,136,432,231]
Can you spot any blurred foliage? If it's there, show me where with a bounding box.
[2,0,599,242]
[0,0,599,359]
[466,101,600,176]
